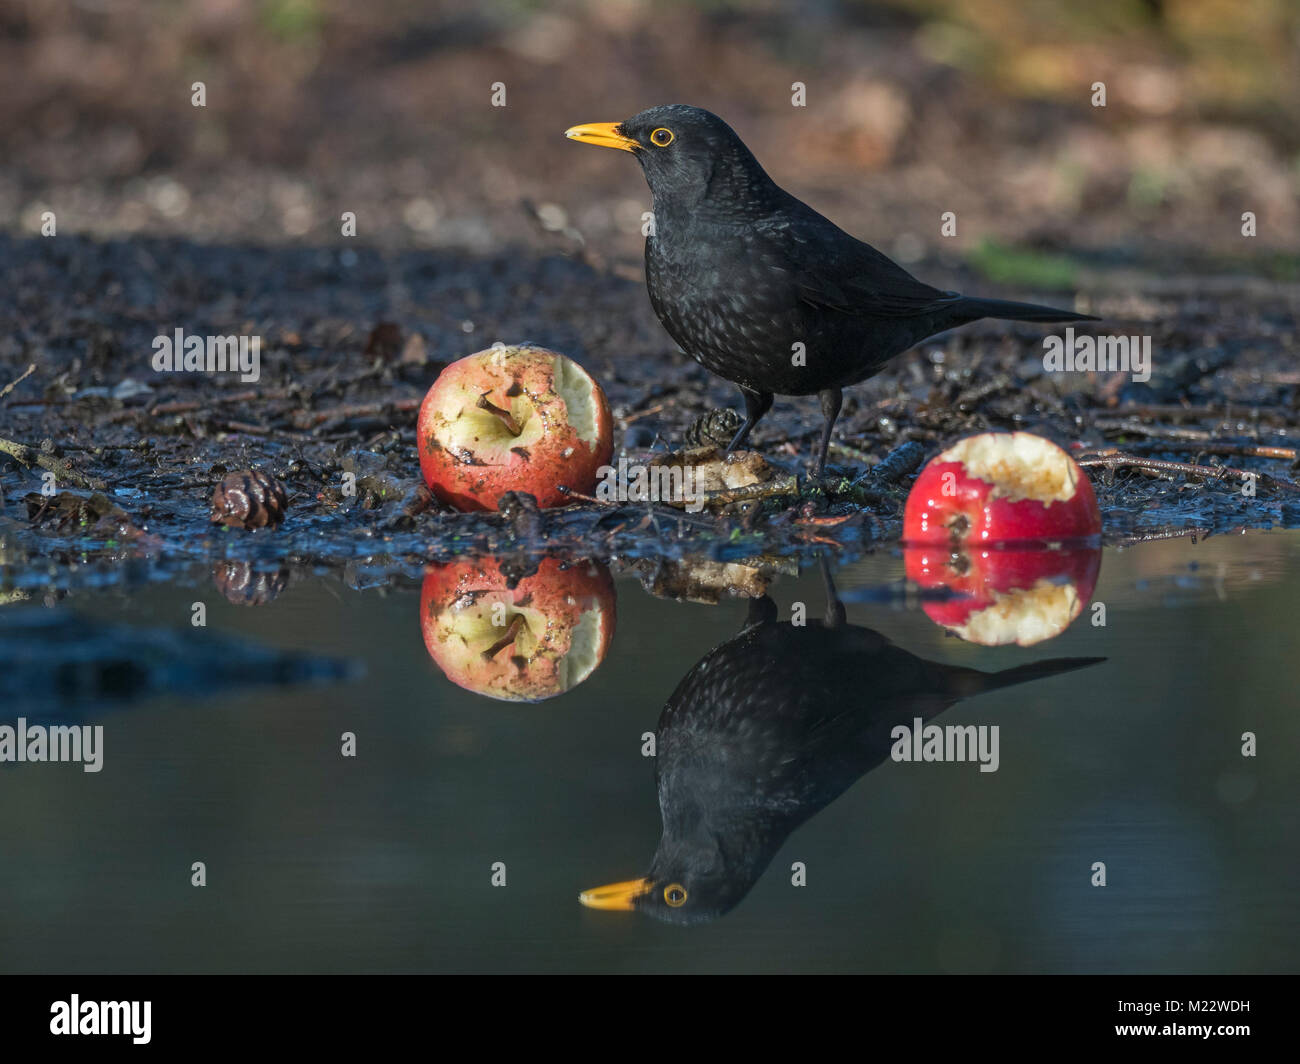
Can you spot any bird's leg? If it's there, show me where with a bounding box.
[724,387,773,456]
[813,388,843,477]
[819,555,846,628]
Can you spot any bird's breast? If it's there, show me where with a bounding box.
[645,226,815,393]
[644,221,895,395]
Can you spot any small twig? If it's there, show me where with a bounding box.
[0,363,35,401]
[219,420,274,435]
[149,389,285,415]
[555,485,613,506]
[1082,441,1295,462]
[1078,453,1300,494]
[0,436,108,491]
[1111,402,1289,424]
[293,398,420,429]
[1094,419,1213,442]
[697,473,800,507]
[622,402,668,425]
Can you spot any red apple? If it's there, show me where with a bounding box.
[420,556,616,702]
[904,544,1101,647]
[418,344,614,511]
[903,432,1101,547]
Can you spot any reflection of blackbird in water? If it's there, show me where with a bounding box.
[582,570,1102,924]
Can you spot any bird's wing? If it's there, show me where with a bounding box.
[778,204,961,318]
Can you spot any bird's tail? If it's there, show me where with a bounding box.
[949,656,1104,700]
[951,296,1099,324]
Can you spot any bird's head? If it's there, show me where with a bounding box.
[579,828,764,926]
[579,870,735,927]
[565,104,775,214]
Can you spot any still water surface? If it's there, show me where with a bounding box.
[1,533,1296,972]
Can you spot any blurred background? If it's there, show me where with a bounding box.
[1,0,1297,275]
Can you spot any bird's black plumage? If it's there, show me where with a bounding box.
[608,583,1103,925]
[567,104,1099,474]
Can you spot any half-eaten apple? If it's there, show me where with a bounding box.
[903,431,1101,547]
[418,344,614,511]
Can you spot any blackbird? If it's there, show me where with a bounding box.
[579,571,1102,924]
[566,105,1099,474]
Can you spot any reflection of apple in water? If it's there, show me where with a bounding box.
[904,545,1102,647]
[417,344,614,512]
[903,432,1101,547]
[420,557,616,701]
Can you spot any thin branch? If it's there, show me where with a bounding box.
[1078,453,1300,494]
[0,364,36,401]
[0,436,108,491]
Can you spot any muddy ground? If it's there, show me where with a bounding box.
[1,227,1297,602]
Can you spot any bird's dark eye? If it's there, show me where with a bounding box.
[650,128,674,147]
[664,883,688,907]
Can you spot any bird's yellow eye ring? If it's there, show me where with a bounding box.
[650,128,674,147]
[664,883,688,907]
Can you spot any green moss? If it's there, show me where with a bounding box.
[260,0,323,43]
[1265,252,1300,281]
[967,239,1081,291]
[1127,167,1167,211]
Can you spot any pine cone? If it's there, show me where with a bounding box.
[683,407,743,449]
[210,470,289,530]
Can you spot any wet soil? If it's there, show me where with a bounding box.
[2,230,1298,601]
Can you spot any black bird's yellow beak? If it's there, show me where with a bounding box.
[564,122,639,153]
[578,877,653,910]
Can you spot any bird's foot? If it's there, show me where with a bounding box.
[800,465,895,510]
[801,471,857,502]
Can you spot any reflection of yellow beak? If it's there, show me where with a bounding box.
[564,122,639,153]
[578,877,653,910]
